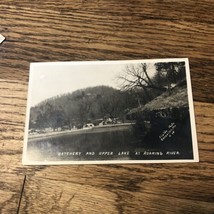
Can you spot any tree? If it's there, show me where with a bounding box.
[120,63,167,91]
[154,62,186,90]
[119,63,166,104]
[119,62,186,104]
[73,90,94,126]
[33,102,66,131]
[98,90,121,119]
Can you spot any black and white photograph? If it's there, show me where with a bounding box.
[23,59,198,164]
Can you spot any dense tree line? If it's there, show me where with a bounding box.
[29,86,138,130]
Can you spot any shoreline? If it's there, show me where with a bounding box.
[28,123,135,142]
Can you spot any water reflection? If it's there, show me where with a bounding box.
[27,126,138,161]
[27,120,193,162]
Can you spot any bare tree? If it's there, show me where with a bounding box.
[119,62,186,102]
[119,63,167,92]
[119,63,167,104]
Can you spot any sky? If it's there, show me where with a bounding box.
[28,61,157,107]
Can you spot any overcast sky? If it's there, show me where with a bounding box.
[28,61,157,107]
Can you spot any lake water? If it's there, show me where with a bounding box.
[27,126,140,161]
[27,121,193,162]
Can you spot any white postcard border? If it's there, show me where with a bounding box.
[22,58,199,165]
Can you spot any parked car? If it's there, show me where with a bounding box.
[83,123,94,129]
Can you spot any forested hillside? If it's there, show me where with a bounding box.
[29,86,138,130]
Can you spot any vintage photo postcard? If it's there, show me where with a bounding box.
[23,59,199,165]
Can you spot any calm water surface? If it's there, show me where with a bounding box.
[27,121,193,162]
[27,126,139,161]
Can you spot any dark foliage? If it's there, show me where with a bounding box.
[29,86,138,130]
